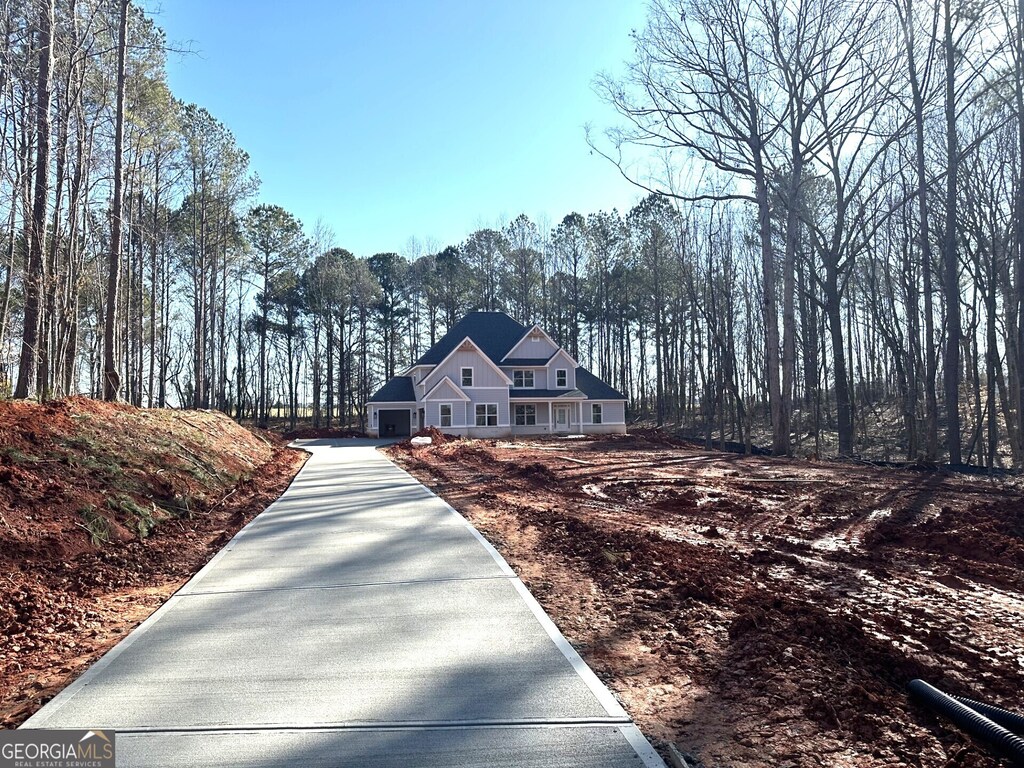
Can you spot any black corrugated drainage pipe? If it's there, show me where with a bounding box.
[949,693,1024,736]
[908,679,1024,766]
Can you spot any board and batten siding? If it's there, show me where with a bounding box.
[425,400,469,427]
[426,349,508,389]
[507,335,557,360]
[465,389,510,426]
[502,365,548,389]
[585,401,625,424]
[549,352,576,389]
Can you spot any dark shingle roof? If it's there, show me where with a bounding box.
[368,376,416,403]
[415,312,527,366]
[575,367,627,400]
[509,389,587,399]
[502,357,551,367]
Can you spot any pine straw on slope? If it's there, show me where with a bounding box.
[0,397,307,727]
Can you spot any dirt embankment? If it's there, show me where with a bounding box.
[0,397,307,727]
[388,433,1024,768]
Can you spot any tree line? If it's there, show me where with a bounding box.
[1,0,1022,466]
[593,0,1024,466]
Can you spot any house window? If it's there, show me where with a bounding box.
[514,404,536,426]
[556,369,567,388]
[513,370,534,388]
[440,403,452,427]
[475,403,498,426]
[591,403,603,424]
[461,367,474,387]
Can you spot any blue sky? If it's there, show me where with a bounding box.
[148,0,650,257]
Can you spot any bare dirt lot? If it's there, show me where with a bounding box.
[387,431,1024,768]
[0,398,307,727]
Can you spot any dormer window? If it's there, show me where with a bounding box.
[461,367,473,387]
[513,370,534,388]
[556,369,567,388]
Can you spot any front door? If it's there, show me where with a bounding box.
[554,405,569,432]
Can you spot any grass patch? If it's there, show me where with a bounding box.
[0,446,41,464]
[155,494,199,520]
[79,506,111,545]
[106,495,158,539]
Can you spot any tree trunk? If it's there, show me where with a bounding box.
[1014,0,1024,463]
[754,161,785,455]
[825,265,854,456]
[900,0,939,460]
[102,0,128,402]
[942,0,962,463]
[15,0,55,399]
[148,156,160,408]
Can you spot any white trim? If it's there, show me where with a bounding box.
[502,324,561,362]
[509,395,586,401]
[546,347,580,370]
[513,403,538,426]
[400,363,434,377]
[555,368,568,388]
[439,403,453,428]
[512,369,535,389]
[423,336,513,389]
[423,375,471,402]
[591,403,603,425]
[461,366,474,388]
[553,404,570,431]
[474,402,499,427]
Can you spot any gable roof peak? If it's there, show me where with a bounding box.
[414,312,528,366]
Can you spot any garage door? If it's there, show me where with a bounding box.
[378,409,411,437]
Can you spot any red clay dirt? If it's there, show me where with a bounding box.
[0,398,307,727]
[387,433,1024,768]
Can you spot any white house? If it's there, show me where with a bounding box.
[367,311,627,438]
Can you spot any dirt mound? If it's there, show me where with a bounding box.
[413,426,453,444]
[0,398,307,727]
[389,426,461,454]
[864,501,1024,569]
[511,461,560,485]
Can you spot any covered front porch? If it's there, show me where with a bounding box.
[508,396,587,435]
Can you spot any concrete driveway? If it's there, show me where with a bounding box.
[24,440,665,767]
